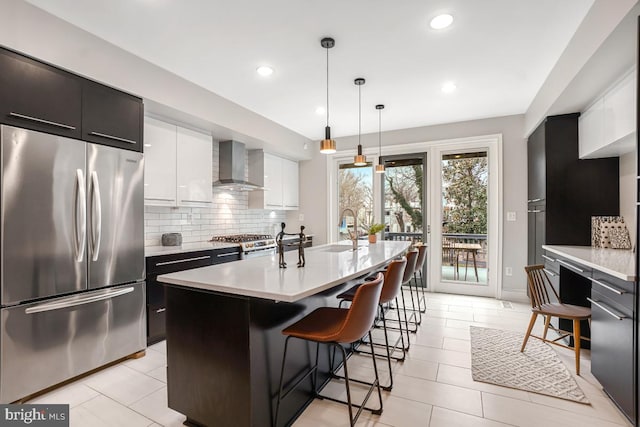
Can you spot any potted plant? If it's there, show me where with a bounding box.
[367,223,385,244]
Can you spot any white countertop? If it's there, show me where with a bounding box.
[145,241,239,257]
[157,240,411,302]
[542,245,636,281]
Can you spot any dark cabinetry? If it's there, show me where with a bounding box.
[82,81,143,151]
[527,114,619,265]
[282,235,313,252]
[0,48,81,139]
[145,247,241,345]
[589,273,635,422]
[0,47,142,151]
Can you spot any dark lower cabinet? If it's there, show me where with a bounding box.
[283,236,313,252]
[590,288,635,422]
[145,247,241,345]
[0,47,82,139]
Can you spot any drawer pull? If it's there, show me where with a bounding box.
[181,199,212,204]
[9,112,76,130]
[89,131,137,145]
[587,297,626,321]
[556,259,584,273]
[588,277,625,295]
[541,254,555,263]
[145,197,176,202]
[527,198,544,203]
[527,210,541,213]
[155,308,166,313]
[155,255,211,266]
[543,268,556,277]
[216,252,238,258]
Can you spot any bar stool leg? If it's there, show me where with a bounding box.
[396,298,410,351]
[367,331,384,415]
[379,305,394,390]
[335,343,355,425]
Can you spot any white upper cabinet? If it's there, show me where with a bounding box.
[176,127,213,207]
[144,118,177,206]
[579,69,636,159]
[143,117,213,207]
[248,150,299,210]
[282,158,299,209]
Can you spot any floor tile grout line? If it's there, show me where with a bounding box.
[80,393,157,426]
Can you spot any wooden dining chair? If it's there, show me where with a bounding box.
[521,265,591,375]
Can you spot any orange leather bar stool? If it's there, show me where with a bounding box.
[337,258,407,390]
[274,273,385,427]
[383,249,419,334]
[414,244,428,313]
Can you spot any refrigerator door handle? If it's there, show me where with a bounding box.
[24,286,135,314]
[75,169,87,263]
[91,171,102,262]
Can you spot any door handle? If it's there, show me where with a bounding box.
[25,286,134,314]
[556,259,584,273]
[9,112,76,130]
[75,169,87,263]
[89,131,136,145]
[586,297,626,321]
[91,171,102,262]
[527,210,541,213]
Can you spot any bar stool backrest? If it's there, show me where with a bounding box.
[338,273,384,343]
[380,257,407,304]
[415,245,427,270]
[402,250,418,284]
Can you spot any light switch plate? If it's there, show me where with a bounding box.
[507,211,516,221]
[299,213,304,221]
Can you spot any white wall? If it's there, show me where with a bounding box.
[289,114,528,296]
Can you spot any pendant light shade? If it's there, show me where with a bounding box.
[353,78,367,166]
[375,104,385,173]
[319,37,336,154]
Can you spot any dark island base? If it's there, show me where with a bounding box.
[165,280,358,427]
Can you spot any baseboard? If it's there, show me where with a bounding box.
[500,289,528,303]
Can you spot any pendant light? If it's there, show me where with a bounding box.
[319,37,336,154]
[353,78,367,166]
[375,104,385,173]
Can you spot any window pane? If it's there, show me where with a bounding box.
[441,152,488,284]
[338,163,373,240]
[383,158,424,244]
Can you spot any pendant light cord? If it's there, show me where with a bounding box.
[358,84,362,146]
[326,47,329,127]
[378,109,381,154]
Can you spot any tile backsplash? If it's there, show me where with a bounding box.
[144,140,287,247]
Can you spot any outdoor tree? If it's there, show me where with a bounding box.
[385,164,422,232]
[338,167,373,232]
[442,157,487,234]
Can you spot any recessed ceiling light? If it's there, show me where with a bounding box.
[256,66,274,76]
[430,14,453,30]
[441,81,457,93]
[315,106,326,115]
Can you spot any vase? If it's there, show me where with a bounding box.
[368,234,377,244]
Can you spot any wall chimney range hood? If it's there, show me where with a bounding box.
[213,140,263,191]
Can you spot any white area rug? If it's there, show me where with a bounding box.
[470,326,589,404]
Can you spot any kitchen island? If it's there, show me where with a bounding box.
[158,240,411,427]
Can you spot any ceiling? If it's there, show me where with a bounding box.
[25,0,595,141]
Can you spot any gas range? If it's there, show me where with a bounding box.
[210,234,276,259]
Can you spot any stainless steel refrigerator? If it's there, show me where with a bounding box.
[0,125,146,403]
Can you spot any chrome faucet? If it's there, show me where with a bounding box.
[339,208,359,251]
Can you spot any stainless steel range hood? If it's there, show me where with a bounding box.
[213,140,263,191]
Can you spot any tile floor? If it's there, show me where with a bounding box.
[27,292,633,427]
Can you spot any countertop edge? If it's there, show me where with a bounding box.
[542,245,636,281]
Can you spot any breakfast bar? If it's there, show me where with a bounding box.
[158,240,411,427]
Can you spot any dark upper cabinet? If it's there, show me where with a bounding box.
[527,114,619,264]
[0,48,82,139]
[82,80,143,152]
